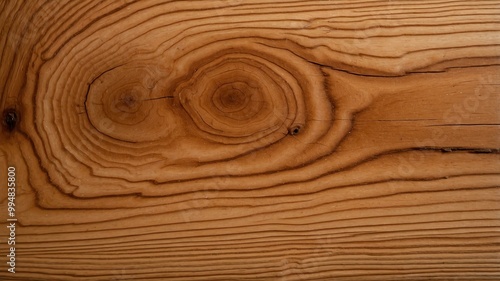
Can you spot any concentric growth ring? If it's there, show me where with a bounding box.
[174,52,300,144]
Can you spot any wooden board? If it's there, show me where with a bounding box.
[1,0,499,280]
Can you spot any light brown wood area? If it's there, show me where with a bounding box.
[1,0,500,280]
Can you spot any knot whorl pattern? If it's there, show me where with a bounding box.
[30,40,343,198]
[176,52,299,144]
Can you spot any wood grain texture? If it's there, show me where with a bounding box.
[1,0,499,280]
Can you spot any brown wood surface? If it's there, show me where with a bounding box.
[1,0,500,280]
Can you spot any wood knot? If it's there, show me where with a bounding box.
[220,88,247,109]
[3,109,18,132]
[175,53,303,144]
[289,125,302,135]
[115,91,141,113]
[84,64,177,142]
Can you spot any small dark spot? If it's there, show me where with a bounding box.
[289,125,302,135]
[124,96,135,106]
[3,109,18,132]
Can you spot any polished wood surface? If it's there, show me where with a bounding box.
[1,1,499,280]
